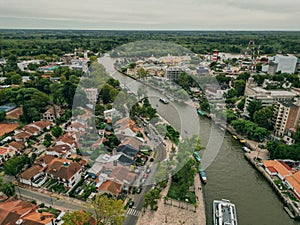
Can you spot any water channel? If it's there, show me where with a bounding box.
[99,54,299,225]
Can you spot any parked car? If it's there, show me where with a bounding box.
[146,168,151,174]
[137,187,142,194]
[129,201,135,208]
[143,174,149,179]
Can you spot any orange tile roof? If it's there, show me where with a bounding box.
[46,158,81,180]
[6,107,23,120]
[20,165,44,180]
[9,141,25,151]
[0,123,19,136]
[32,121,52,130]
[286,176,300,195]
[263,160,292,178]
[98,180,122,196]
[0,147,7,155]
[14,131,32,140]
[0,199,54,225]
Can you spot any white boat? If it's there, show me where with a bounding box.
[242,146,250,153]
[159,97,169,104]
[213,199,238,225]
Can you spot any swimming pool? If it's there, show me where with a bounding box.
[0,103,16,112]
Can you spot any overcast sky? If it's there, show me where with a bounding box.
[0,0,299,30]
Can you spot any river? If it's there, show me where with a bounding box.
[98,54,299,225]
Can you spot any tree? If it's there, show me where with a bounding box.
[247,100,262,120]
[253,107,273,129]
[237,97,245,110]
[51,126,63,138]
[62,210,94,225]
[11,74,22,85]
[233,79,246,96]
[0,111,6,122]
[0,174,15,197]
[89,195,126,225]
[144,189,161,210]
[3,155,30,176]
[137,68,147,79]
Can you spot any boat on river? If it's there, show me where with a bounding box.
[197,109,205,116]
[213,199,238,225]
[199,167,207,184]
[193,151,201,162]
[159,97,169,104]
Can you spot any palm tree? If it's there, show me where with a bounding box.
[193,203,198,212]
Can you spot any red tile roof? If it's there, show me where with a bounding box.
[46,158,81,180]
[0,198,54,225]
[98,180,122,196]
[20,165,44,180]
[263,160,292,178]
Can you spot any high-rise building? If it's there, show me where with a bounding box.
[273,100,300,137]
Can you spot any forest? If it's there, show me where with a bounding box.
[0,30,299,58]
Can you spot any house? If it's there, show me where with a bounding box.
[55,133,78,152]
[32,121,53,131]
[0,198,56,225]
[35,155,56,167]
[19,165,47,187]
[116,144,139,159]
[263,160,292,180]
[0,147,15,165]
[13,131,32,142]
[46,158,82,188]
[118,136,144,150]
[8,141,25,152]
[23,125,41,136]
[104,108,117,120]
[45,144,71,158]
[114,117,140,140]
[98,180,123,197]
[43,106,63,122]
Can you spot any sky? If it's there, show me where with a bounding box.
[0,0,299,30]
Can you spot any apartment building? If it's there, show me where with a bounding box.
[273,100,300,137]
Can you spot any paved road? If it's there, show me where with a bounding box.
[15,186,86,212]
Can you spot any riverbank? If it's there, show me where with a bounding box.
[244,153,300,219]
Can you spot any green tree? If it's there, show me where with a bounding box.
[144,189,161,210]
[247,100,263,120]
[62,210,94,225]
[3,155,30,176]
[51,126,63,138]
[137,68,147,79]
[11,74,22,85]
[233,79,246,96]
[0,111,6,122]
[253,107,273,129]
[89,195,125,225]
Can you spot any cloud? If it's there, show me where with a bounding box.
[0,0,299,29]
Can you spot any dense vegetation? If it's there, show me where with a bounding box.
[0,30,299,59]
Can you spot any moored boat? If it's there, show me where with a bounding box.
[199,167,207,184]
[242,146,250,153]
[193,151,201,162]
[213,199,238,225]
[232,135,238,140]
[159,97,169,104]
[197,109,205,116]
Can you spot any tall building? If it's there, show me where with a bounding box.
[273,100,300,137]
[268,55,297,75]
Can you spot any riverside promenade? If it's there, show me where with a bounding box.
[136,174,206,225]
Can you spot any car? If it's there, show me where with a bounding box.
[129,201,135,208]
[137,187,142,194]
[143,174,149,179]
[141,178,146,184]
[146,168,151,174]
